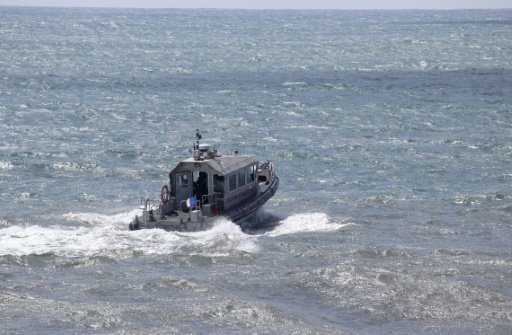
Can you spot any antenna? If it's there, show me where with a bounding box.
[193,129,202,160]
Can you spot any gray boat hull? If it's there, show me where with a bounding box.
[129,175,279,232]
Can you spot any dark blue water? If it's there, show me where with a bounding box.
[1,7,511,334]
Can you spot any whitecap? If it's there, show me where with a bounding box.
[0,161,13,170]
[266,213,348,237]
[282,81,306,86]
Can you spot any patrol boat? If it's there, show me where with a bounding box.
[129,130,279,231]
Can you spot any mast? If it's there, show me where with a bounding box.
[193,129,202,160]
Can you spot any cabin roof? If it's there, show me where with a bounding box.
[172,155,257,175]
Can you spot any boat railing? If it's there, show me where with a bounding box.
[140,196,159,211]
[136,196,160,228]
[201,192,220,206]
[257,161,275,184]
[201,192,223,216]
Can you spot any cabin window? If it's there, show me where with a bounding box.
[229,174,237,192]
[214,174,224,193]
[247,165,256,183]
[178,173,189,187]
[238,170,246,187]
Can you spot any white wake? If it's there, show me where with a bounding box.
[0,211,348,257]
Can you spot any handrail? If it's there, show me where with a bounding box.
[201,192,221,206]
[140,196,160,210]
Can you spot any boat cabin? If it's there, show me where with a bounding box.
[168,148,259,216]
[129,130,278,231]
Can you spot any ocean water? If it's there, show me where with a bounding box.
[1,7,511,334]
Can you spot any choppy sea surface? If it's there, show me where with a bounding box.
[1,7,511,334]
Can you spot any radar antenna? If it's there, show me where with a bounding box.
[193,129,202,160]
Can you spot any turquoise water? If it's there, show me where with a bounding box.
[1,7,511,334]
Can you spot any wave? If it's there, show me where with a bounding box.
[0,211,348,258]
[266,212,349,237]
